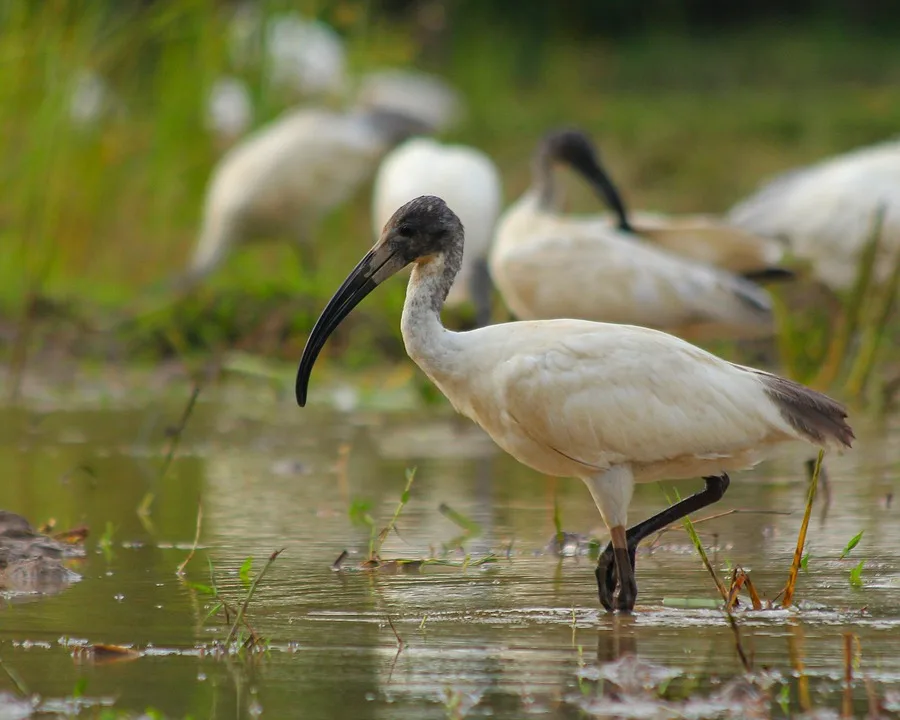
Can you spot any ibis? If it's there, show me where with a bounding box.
[295,195,854,612]
[180,106,431,290]
[354,69,463,134]
[227,8,347,101]
[205,76,254,145]
[372,137,503,326]
[490,129,779,341]
[728,138,900,291]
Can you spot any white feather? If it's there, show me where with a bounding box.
[490,192,775,340]
[728,138,900,290]
[624,209,788,274]
[227,7,347,99]
[353,69,463,133]
[191,108,409,278]
[372,138,503,307]
[205,76,254,142]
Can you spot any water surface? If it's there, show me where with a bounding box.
[0,378,898,718]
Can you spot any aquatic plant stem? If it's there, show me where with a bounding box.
[226,548,284,645]
[679,504,728,602]
[158,384,201,483]
[842,632,855,718]
[176,501,203,577]
[782,450,823,608]
[724,611,752,672]
[0,657,30,696]
[373,468,416,559]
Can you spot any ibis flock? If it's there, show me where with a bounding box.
[146,11,889,612]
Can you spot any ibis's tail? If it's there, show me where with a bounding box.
[753,371,854,449]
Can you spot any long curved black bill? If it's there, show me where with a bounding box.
[295,244,404,407]
[570,152,633,233]
[587,164,633,234]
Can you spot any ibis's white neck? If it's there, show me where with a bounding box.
[400,247,465,380]
[532,154,563,211]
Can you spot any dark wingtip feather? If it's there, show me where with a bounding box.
[757,372,854,449]
[741,267,797,284]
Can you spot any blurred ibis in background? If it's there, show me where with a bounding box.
[728,138,900,292]
[372,137,502,326]
[490,129,779,342]
[178,107,433,291]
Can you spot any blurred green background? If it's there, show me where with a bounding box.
[3,0,900,365]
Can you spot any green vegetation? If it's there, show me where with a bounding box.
[185,549,284,653]
[4,0,900,382]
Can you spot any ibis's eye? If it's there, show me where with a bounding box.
[396,224,414,238]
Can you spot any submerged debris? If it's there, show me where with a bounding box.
[0,511,86,596]
[73,643,142,665]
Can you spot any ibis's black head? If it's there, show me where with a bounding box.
[295,196,463,407]
[537,127,633,233]
[381,194,464,263]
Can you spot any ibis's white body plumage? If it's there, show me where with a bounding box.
[228,8,347,99]
[401,256,846,528]
[622,210,788,276]
[69,69,116,128]
[205,76,254,144]
[490,192,775,340]
[728,139,900,290]
[190,108,416,280]
[372,138,502,308]
[353,69,463,133]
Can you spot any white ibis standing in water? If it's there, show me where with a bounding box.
[490,129,781,341]
[178,107,432,291]
[295,195,854,612]
[728,138,900,292]
[372,137,503,327]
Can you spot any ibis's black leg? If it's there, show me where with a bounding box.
[596,473,731,612]
[468,257,494,328]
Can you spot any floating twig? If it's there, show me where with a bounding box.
[331,550,349,571]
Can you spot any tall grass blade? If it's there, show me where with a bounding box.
[813,206,885,389]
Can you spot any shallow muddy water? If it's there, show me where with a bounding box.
[1,377,899,718]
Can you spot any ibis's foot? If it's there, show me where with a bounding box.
[596,542,637,612]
